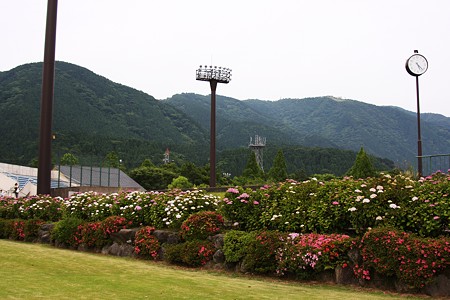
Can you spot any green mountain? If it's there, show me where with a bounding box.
[0,62,208,167]
[2,61,449,176]
[165,94,450,166]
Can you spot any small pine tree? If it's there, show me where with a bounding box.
[242,152,264,179]
[269,149,288,182]
[347,147,376,179]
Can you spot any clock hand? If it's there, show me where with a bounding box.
[416,62,423,70]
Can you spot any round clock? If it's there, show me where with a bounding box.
[406,53,428,76]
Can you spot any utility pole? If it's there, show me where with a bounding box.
[37,0,58,195]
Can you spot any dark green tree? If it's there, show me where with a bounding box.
[168,176,193,190]
[268,149,288,182]
[129,166,178,190]
[242,152,264,180]
[180,162,208,186]
[104,151,120,168]
[60,153,79,165]
[140,158,155,168]
[347,147,377,179]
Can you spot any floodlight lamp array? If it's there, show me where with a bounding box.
[196,65,232,83]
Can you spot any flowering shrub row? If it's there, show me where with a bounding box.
[0,189,220,229]
[223,230,355,276]
[51,216,132,249]
[276,233,356,278]
[2,216,449,289]
[1,172,448,237]
[220,172,450,237]
[358,227,450,288]
[0,218,45,241]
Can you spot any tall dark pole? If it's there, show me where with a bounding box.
[415,75,423,177]
[405,50,428,178]
[196,65,232,188]
[37,0,58,195]
[209,80,218,187]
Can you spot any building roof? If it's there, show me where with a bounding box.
[57,165,143,189]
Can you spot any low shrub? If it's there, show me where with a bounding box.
[10,219,25,241]
[241,231,285,274]
[164,240,215,267]
[134,226,160,260]
[276,233,355,279]
[0,219,13,239]
[180,211,224,241]
[77,221,106,249]
[23,219,45,242]
[223,230,255,263]
[101,216,132,238]
[51,217,85,248]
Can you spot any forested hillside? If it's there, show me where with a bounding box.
[4,61,448,177]
[0,62,208,167]
[165,94,450,165]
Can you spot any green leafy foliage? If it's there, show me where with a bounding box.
[60,153,79,166]
[222,230,256,263]
[51,217,85,248]
[129,166,178,190]
[168,176,193,190]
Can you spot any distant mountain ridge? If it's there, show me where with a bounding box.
[165,94,450,165]
[1,61,449,172]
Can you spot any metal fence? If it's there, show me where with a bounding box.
[419,154,450,176]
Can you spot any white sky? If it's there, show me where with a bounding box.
[1,0,450,116]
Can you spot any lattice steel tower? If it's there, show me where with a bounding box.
[249,135,266,171]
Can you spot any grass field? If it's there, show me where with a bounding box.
[0,240,427,300]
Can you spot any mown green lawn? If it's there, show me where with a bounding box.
[0,240,426,300]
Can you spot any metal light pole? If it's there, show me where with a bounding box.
[196,66,232,187]
[37,0,58,195]
[405,50,428,178]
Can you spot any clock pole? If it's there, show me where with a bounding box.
[415,71,423,177]
[405,49,428,178]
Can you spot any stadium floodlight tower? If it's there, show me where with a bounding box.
[196,65,232,187]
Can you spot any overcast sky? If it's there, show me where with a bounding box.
[1,1,450,116]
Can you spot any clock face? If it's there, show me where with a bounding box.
[406,54,428,76]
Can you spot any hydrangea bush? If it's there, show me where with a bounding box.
[180,211,224,241]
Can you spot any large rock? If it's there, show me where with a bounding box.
[37,223,54,244]
[208,234,225,249]
[213,249,225,264]
[422,269,450,297]
[335,266,357,285]
[153,230,181,244]
[110,228,140,244]
[103,242,136,257]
